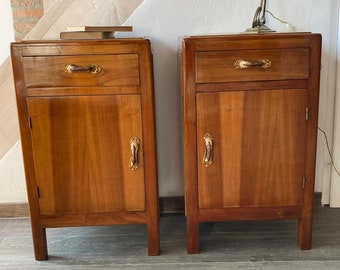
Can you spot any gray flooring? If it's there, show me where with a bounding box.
[1,204,340,269]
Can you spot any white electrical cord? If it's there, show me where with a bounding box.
[266,10,296,32]
[318,127,340,177]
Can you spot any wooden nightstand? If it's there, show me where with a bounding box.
[11,39,160,260]
[181,33,322,253]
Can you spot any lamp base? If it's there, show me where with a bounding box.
[245,25,275,33]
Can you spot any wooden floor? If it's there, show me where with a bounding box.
[1,203,340,269]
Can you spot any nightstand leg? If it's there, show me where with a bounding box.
[298,212,313,250]
[187,216,200,254]
[147,216,160,256]
[31,226,48,260]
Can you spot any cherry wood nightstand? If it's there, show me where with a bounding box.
[181,33,322,253]
[11,38,160,260]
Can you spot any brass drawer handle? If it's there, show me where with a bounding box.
[129,137,140,170]
[64,64,102,74]
[203,133,213,167]
[234,59,271,69]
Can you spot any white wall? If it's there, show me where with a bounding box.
[119,1,258,196]
[330,13,340,207]
[0,0,15,65]
[1,0,339,202]
[119,0,339,198]
[0,0,24,203]
[0,142,27,202]
[0,0,143,203]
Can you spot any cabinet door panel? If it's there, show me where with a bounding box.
[27,95,145,215]
[197,89,306,208]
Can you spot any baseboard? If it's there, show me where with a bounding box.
[159,196,185,215]
[0,193,322,218]
[0,203,29,217]
[314,192,322,207]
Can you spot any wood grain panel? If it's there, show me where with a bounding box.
[27,95,145,215]
[197,89,306,209]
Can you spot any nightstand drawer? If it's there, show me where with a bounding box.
[22,54,139,88]
[195,48,309,83]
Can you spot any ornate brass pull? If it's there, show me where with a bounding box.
[234,59,271,69]
[64,64,102,74]
[129,137,140,170]
[203,133,213,167]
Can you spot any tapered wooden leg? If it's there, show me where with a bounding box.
[298,210,313,250]
[187,215,199,254]
[147,218,160,256]
[31,226,48,260]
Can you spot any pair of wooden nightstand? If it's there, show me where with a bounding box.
[11,33,321,260]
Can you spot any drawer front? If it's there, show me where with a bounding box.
[196,48,309,83]
[22,54,140,88]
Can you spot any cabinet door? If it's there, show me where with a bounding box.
[27,95,145,215]
[196,89,307,209]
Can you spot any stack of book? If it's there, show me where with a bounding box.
[60,26,133,40]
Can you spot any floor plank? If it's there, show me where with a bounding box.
[0,203,339,269]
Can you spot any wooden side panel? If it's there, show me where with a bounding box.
[27,95,145,214]
[197,89,307,208]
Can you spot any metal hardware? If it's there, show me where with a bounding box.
[64,64,102,74]
[302,177,306,189]
[28,116,32,129]
[234,59,271,69]
[129,136,140,170]
[306,107,309,120]
[203,133,213,167]
[245,0,275,33]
